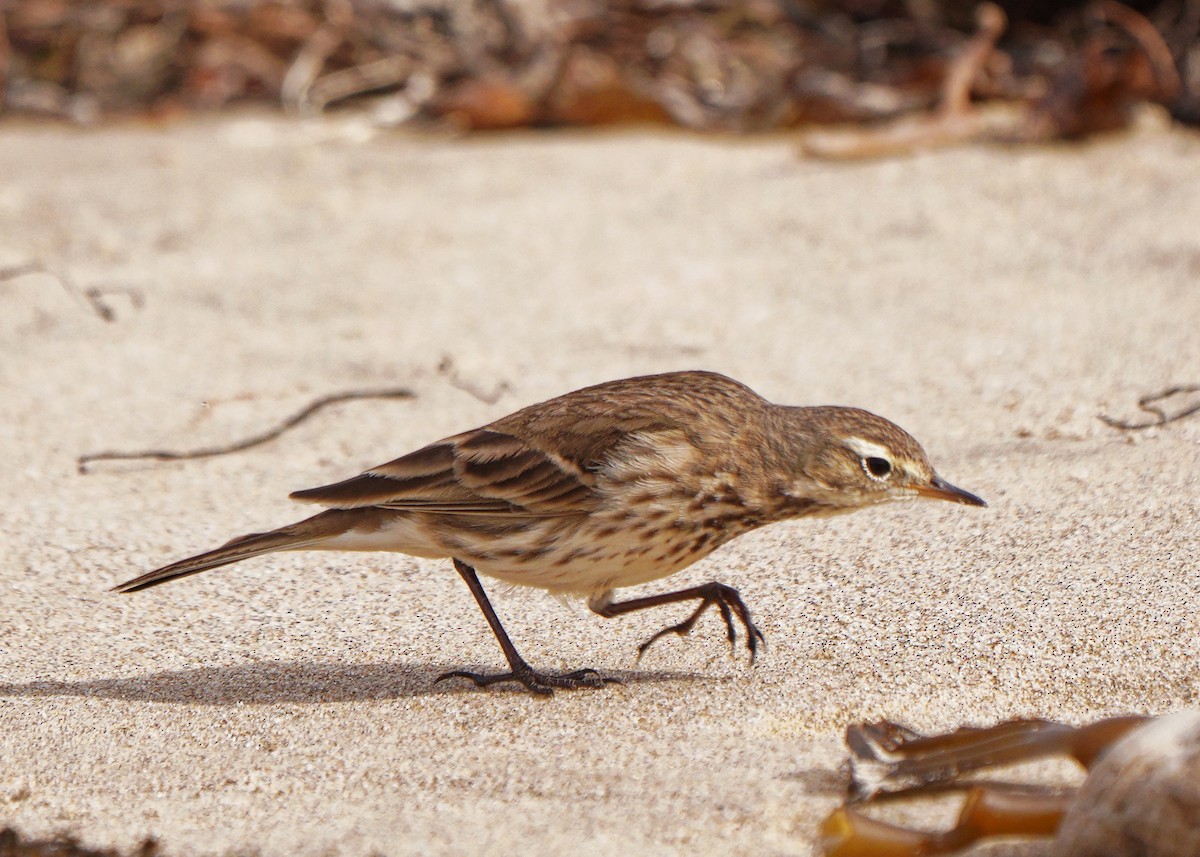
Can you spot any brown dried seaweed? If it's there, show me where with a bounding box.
[0,1,1194,138]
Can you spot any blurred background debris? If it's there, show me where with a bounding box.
[2,0,1197,139]
[819,712,1200,857]
[0,828,157,857]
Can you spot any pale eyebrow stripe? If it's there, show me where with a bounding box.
[843,436,892,460]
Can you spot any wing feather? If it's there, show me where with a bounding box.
[290,431,601,516]
[289,371,759,518]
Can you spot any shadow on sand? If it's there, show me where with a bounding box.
[0,660,710,704]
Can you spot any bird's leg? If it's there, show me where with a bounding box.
[436,559,618,695]
[591,582,765,662]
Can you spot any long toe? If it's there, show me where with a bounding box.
[636,621,693,660]
[716,588,766,662]
[635,588,766,663]
[735,611,766,662]
[435,667,616,695]
[745,625,766,662]
[559,668,622,688]
[436,669,555,695]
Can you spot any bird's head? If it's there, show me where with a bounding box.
[778,406,986,511]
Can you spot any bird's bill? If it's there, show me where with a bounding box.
[916,475,987,507]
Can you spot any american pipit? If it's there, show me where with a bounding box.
[114,371,985,694]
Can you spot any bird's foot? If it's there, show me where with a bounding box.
[436,665,620,696]
[637,582,766,663]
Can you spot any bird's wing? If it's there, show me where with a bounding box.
[290,423,669,517]
[290,372,754,517]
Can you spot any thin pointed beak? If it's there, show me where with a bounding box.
[916,475,987,507]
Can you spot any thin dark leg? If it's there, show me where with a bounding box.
[592,582,765,662]
[436,559,617,695]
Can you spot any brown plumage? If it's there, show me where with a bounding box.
[114,370,985,694]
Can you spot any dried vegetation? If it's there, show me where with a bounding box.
[2,0,1197,144]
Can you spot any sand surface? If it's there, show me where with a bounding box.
[1,115,1198,856]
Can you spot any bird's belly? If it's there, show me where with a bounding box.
[468,519,732,596]
[316,514,449,559]
[318,510,744,597]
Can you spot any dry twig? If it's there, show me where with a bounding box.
[1099,384,1200,430]
[0,8,10,107]
[436,356,511,405]
[800,3,1017,159]
[1096,0,1183,101]
[77,387,416,474]
[846,716,1149,801]
[822,715,1152,857]
[0,261,139,322]
[82,285,145,322]
[2,1,1193,137]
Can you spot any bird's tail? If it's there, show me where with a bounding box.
[112,509,356,593]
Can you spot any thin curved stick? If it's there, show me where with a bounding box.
[1098,384,1200,430]
[1093,0,1183,101]
[77,387,415,474]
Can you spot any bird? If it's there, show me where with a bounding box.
[113,370,986,695]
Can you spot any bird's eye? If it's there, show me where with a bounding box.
[862,457,892,480]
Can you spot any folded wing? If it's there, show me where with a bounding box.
[288,372,737,518]
[290,429,600,516]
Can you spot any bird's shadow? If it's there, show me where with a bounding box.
[0,661,707,705]
[784,766,851,796]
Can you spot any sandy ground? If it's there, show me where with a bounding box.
[1,114,1198,856]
